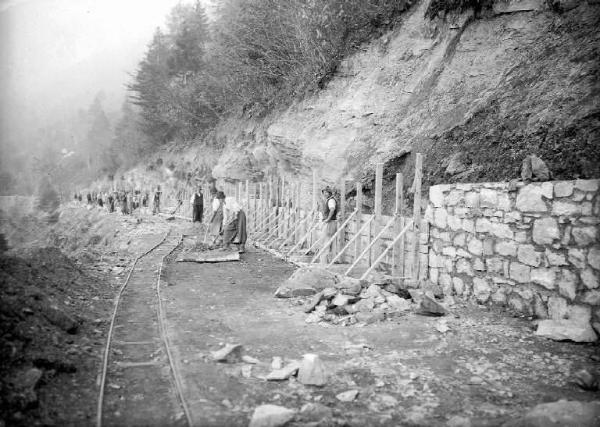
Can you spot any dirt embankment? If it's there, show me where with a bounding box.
[0,202,171,425]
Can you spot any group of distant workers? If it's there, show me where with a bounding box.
[75,179,339,260]
[74,187,162,216]
[188,181,339,261]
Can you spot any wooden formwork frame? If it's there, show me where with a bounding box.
[310,209,358,264]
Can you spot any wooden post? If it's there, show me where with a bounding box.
[354,182,363,265]
[370,163,383,267]
[338,179,346,262]
[295,181,302,246]
[311,170,317,248]
[412,154,423,282]
[392,173,403,277]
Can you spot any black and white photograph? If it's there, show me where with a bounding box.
[1,0,599,426]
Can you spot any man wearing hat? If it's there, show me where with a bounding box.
[208,191,226,247]
[320,186,338,263]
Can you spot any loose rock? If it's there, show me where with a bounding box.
[503,399,600,427]
[266,361,300,381]
[249,404,296,427]
[297,354,327,386]
[535,319,598,343]
[418,295,447,316]
[211,344,243,363]
[336,389,359,402]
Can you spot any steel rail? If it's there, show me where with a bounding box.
[156,234,193,427]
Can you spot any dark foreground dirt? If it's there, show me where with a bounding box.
[1,209,599,426]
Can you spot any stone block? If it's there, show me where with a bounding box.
[497,194,511,211]
[510,262,531,283]
[568,305,592,324]
[480,189,497,208]
[532,217,559,245]
[473,277,491,303]
[548,296,568,320]
[496,240,517,257]
[545,250,567,266]
[439,232,451,242]
[483,238,494,255]
[443,257,454,272]
[572,191,585,202]
[439,273,452,294]
[504,211,522,223]
[581,268,599,289]
[552,201,581,216]
[453,233,466,247]
[489,222,513,239]
[442,246,457,258]
[429,185,445,207]
[453,277,465,295]
[465,192,480,208]
[515,231,527,243]
[516,184,548,212]
[486,257,504,273]
[434,208,448,228]
[429,267,439,285]
[473,258,485,271]
[476,218,491,233]
[568,248,586,269]
[572,227,597,246]
[492,288,507,305]
[582,202,593,216]
[535,319,598,342]
[508,295,526,313]
[531,267,556,290]
[517,244,542,267]
[554,181,574,198]
[534,294,548,319]
[456,259,474,276]
[457,248,472,258]
[588,247,600,270]
[575,179,599,192]
[446,190,463,206]
[558,269,577,301]
[468,238,483,256]
[582,290,600,306]
[454,207,469,218]
[447,215,462,231]
[462,219,475,233]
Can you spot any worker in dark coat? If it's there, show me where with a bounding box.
[190,187,204,223]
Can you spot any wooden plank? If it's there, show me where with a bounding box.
[354,182,363,264]
[345,216,396,276]
[360,220,413,280]
[311,210,357,263]
[412,153,423,281]
[374,163,383,217]
[311,170,317,247]
[338,179,346,259]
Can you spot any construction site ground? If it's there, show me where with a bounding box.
[1,206,599,426]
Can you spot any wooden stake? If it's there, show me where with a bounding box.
[393,173,404,277]
[354,182,363,264]
[412,153,423,282]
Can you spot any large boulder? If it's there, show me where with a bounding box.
[297,354,327,386]
[275,266,339,298]
[535,319,598,343]
[521,154,551,182]
[502,400,600,427]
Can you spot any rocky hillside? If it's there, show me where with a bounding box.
[131,0,599,211]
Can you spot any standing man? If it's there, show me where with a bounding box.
[320,186,338,263]
[153,185,161,215]
[190,187,204,223]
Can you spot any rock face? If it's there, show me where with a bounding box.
[521,154,551,182]
[249,404,296,427]
[503,399,600,427]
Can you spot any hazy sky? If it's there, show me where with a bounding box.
[0,0,212,144]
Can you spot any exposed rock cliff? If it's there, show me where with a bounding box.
[140,0,599,208]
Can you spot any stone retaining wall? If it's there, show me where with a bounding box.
[426,179,600,329]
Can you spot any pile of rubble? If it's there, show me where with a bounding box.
[275,266,447,326]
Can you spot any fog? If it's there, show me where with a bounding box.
[0,0,216,193]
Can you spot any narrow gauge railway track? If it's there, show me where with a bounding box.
[97,231,191,427]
